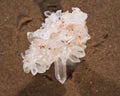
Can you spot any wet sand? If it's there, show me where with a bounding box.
[0,0,120,96]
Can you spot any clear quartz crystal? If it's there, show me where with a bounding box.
[22,7,91,84]
[54,58,67,84]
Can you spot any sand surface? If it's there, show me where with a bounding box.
[0,0,120,96]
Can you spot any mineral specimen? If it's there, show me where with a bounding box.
[22,7,91,84]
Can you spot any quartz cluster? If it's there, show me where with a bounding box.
[22,7,91,84]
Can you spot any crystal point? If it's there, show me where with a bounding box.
[54,58,67,84]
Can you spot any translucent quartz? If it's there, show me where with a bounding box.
[22,7,91,84]
[55,58,67,84]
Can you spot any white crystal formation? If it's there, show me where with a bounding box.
[22,7,91,84]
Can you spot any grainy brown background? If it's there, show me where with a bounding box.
[0,0,120,96]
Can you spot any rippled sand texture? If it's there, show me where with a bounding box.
[0,0,120,96]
